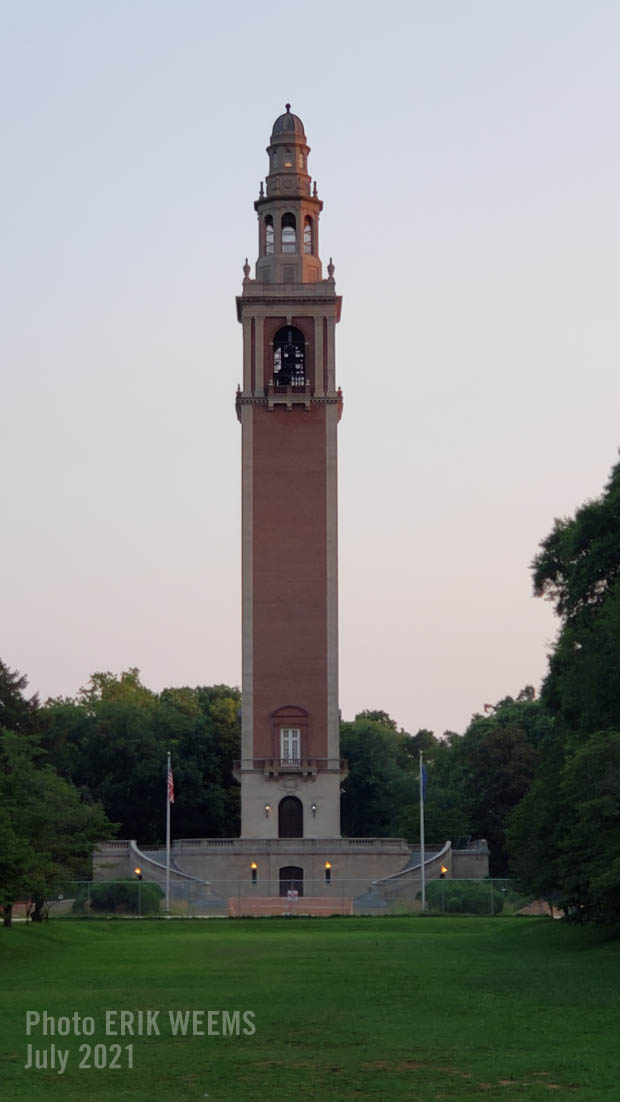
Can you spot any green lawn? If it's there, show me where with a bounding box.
[1,917,619,1101]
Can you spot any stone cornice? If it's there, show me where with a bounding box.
[236,285,342,322]
[235,390,343,422]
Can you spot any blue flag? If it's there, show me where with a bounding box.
[421,764,428,801]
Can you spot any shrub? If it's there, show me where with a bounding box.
[72,879,163,915]
[421,880,504,915]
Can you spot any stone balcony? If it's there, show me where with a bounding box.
[232,757,347,782]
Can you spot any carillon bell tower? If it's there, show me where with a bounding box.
[235,105,345,841]
[94,106,430,903]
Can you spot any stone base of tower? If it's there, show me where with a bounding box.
[168,836,410,889]
[94,836,489,913]
[94,836,411,903]
[235,764,345,839]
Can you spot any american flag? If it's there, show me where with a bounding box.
[167,761,175,805]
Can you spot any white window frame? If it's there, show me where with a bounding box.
[280,727,301,763]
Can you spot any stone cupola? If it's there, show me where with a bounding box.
[253,105,324,285]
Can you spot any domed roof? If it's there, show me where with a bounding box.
[271,104,305,139]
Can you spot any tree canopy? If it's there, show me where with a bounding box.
[0,669,114,926]
[507,455,620,923]
[38,672,241,842]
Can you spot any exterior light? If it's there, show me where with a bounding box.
[264,803,271,817]
[324,860,332,885]
[134,867,142,880]
[311,802,317,817]
[250,861,258,885]
[440,866,448,879]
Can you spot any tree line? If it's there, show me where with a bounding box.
[2,455,620,925]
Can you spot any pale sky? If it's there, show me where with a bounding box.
[2,1,619,737]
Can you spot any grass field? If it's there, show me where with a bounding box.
[1,916,619,1101]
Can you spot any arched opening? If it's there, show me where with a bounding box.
[303,216,313,254]
[273,326,305,387]
[281,212,297,253]
[264,215,274,256]
[279,866,304,897]
[283,148,293,168]
[278,797,303,839]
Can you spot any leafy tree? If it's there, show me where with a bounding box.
[0,803,39,927]
[533,457,620,736]
[533,459,620,620]
[354,709,398,731]
[556,731,620,923]
[342,695,544,857]
[507,457,620,922]
[36,673,241,844]
[78,668,156,709]
[35,697,94,780]
[397,737,471,844]
[0,660,39,734]
[505,732,566,906]
[539,591,620,735]
[462,724,538,876]
[160,684,241,839]
[340,718,416,837]
[408,728,440,755]
[444,691,551,875]
[0,732,113,923]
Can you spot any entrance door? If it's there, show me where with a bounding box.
[279,866,304,897]
[278,795,303,838]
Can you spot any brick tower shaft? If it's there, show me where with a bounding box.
[234,105,345,840]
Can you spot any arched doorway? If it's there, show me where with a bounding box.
[278,795,303,838]
[279,866,304,897]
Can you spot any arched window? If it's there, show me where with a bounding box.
[281,212,297,254]
[298,151,305,170]
[303,216,313,255]
[273,326,305,387]
[264,215,274,255]
[283,147,293,168]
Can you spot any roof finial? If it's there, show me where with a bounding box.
[285,102,291,113]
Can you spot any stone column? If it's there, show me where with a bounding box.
[314,314,324,396]
[254,316,264,395]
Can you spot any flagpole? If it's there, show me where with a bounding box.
[419,750,426,912]
[166,751,171,912]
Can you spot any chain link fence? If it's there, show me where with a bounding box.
[23,879,544,919]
